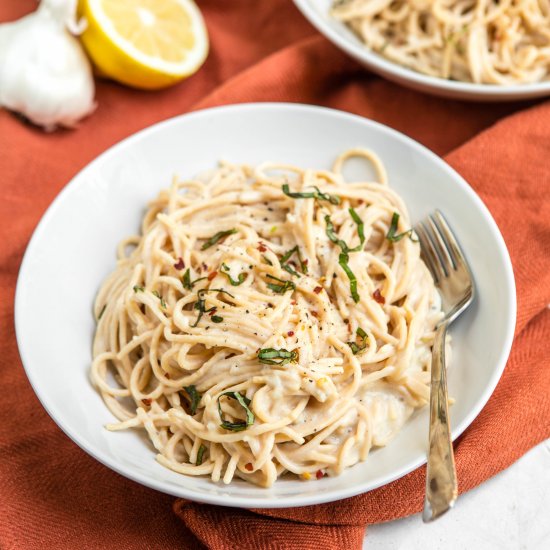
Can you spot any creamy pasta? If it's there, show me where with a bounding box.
[92,149,443,487]
[332,0,550,84]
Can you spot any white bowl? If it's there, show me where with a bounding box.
[15,103,515,508]
[294,0,550,101]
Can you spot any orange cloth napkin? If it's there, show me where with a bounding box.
[1,1,549,549]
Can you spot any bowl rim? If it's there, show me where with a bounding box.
[14,102,517,508]
[293,0,550,99]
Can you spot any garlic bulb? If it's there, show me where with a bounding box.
[0,0,96,130]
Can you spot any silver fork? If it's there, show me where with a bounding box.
[414,210,475,522]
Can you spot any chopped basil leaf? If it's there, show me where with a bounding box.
[133,285,144,293]
[325,215,348,251]
[282,184,340,205]
[211,315,224,323]
[325,208,365,254]
[258,348,298,365]
[218,391,255,432]
[184,385,201,415]
[347,327,368,355]
[386,212,417,242]
[266,274,296,294]
[182,268,207,291]
[262,255,273,266]
[152,290,167,309]
[192,288,235,327]
[339,251,359,303]
[201,229,237,250]
[182,269,191,290]
[97,304,106,320]
[325,210,366,302]
[348,208,365,252]
[280,245,308,276]
[196,445,206,466]
[221,263,246,286]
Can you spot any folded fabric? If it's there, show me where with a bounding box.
[1,1,549,549]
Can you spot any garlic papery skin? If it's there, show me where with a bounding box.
[0,0,96,131]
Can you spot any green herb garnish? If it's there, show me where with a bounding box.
[211,315,224,323]
[280,245,308,276]
[182,268,207,291]
[152,290,167,309]
[266,274,296,294]
[386,213,417,243]
[339,251,359,303]
[192,288,234,327]
[282,184,341,205]
[97,304,106,320]
[325,208,365,253]
[258,348,298,365]
[325,209,365,302]
[183,385,201,415]
[262,256,273,266]
[218,391,255,432]
[201,229,237,250]
[196,445,206,465]
[221,263,246,286]
[133,285,144,293]
[325,215,348,251]
[347,327,368,355]
[348,208,365,251]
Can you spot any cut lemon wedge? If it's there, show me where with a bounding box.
[79,0,209,90]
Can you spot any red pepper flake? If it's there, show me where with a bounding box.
[291,300,297,306]
[245,463,253,472]
[316,470,325,479]
[311,311,319,318]
[267,303,274,308]
[287,330,295,337]
[303,259,309,266]
[313,286,323,294]
[164,373,171,379]
[174,257,185,270]
[343,318,349,324]
[207,271,217,281]
[257,242,267,252]
[208,308,217,316]
[142,398,152,406]
[373,289,385,304]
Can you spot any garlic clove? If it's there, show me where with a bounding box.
[0,0,96,131]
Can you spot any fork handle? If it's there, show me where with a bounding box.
[423,321,458,522]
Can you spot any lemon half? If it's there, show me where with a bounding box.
[79,0,209,90]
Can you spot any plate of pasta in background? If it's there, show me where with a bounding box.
[294,0,550,101]
[15,103,515,507]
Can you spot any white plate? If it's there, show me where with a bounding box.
[15,103,516,508]
[294,0,550,102]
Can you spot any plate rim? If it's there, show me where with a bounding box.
[293,0,550,100]
[14,102,517,508]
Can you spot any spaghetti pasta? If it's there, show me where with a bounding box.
[92,149,443,487]
[331,0,550,84]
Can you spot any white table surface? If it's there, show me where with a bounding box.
[364,439,550,549]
